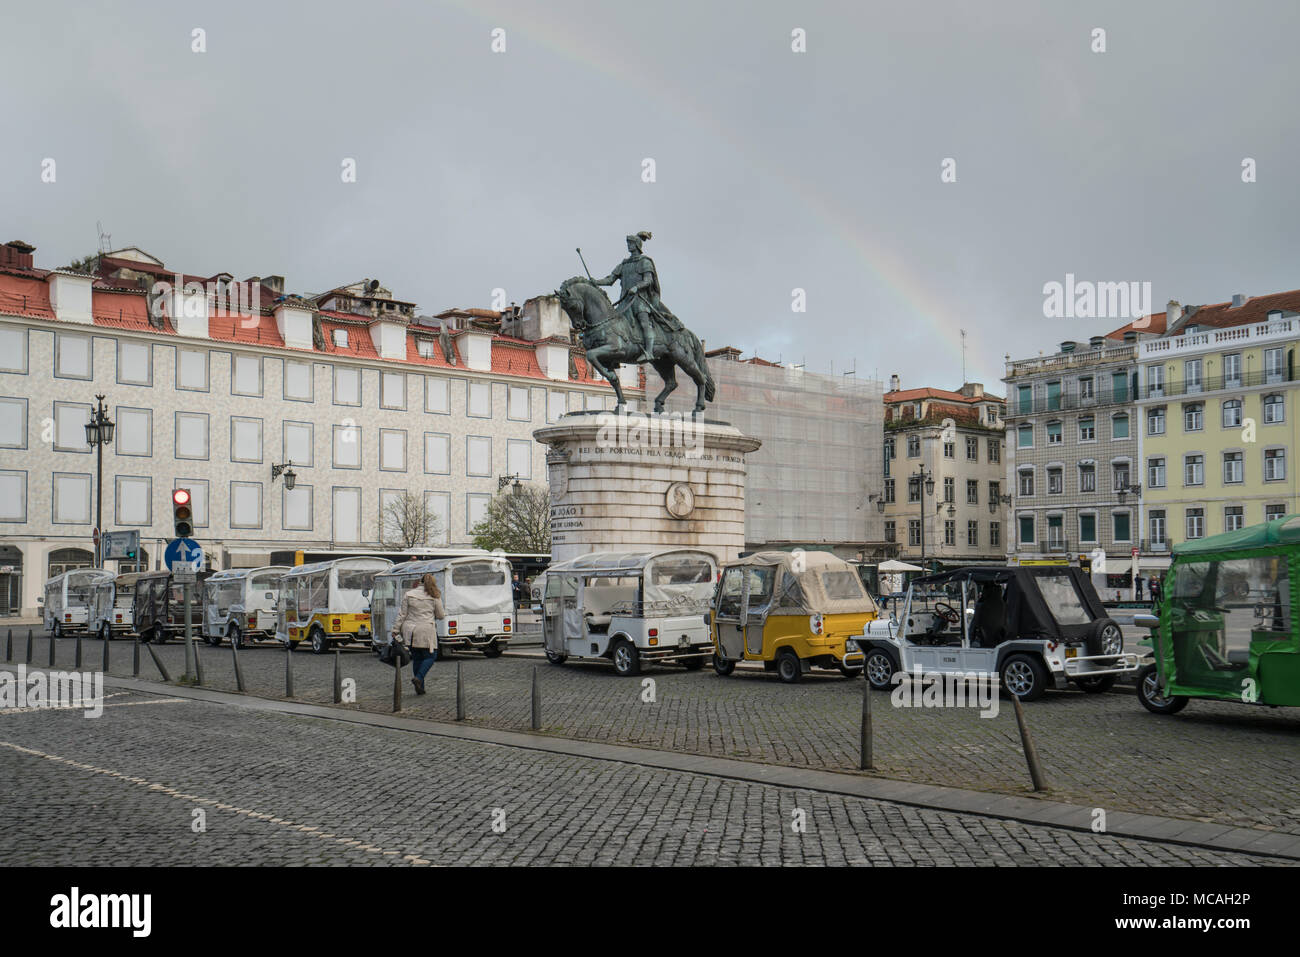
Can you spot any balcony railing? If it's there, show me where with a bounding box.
[1138,368,1296,401]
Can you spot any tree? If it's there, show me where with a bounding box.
[62,253,100,275]
[471,484,550,553]
[379,491,442,548]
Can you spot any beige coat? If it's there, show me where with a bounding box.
[391,587,446,650]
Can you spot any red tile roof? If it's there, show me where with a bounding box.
[885,386,1003,404]
[0,274,55,320]
[1106,289,1300,340]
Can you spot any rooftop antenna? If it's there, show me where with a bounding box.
[960,328,968,384]
[96,220,111,256]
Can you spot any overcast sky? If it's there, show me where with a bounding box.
[4,0,1298,395]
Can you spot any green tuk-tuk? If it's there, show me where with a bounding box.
[1135,514,1298,714]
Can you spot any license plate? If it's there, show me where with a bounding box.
[1066,648,1078,658]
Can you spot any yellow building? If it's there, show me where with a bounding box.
[1137,298,1299,553]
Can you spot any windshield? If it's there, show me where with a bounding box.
[451,561,507,587]
[822,570,866,600]
[649,558,714,585]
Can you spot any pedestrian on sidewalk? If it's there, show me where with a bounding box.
[391,573,445,696]
[1134,575,1144,602]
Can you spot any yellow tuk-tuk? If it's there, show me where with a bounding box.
[711,551,876,682]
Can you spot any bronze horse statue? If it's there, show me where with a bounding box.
[555,277,716,413]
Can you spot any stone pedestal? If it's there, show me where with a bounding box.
[533,411,762,564]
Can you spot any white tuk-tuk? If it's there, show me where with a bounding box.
[89,573,139,640]
[542,549,718,676]
[43,569,114,638]
[275,557,391,653]
[371,554,515,657]
[202,566,290,648]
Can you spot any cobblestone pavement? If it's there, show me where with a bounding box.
[0,688,1288,866]
[6,627,1300,839]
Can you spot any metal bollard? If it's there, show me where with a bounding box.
[333,650,342,704]
[284,643,294,698]
[75,634,83,668]
[102,631,110,672]
[231,641,245,693]
[392,657,403,712]
[859,676,874,771]
[456,661,465,721]
[145,642,172,682]
[25,630,33,664]
[133,638,140,677]
[530,665,541,731]
[192,641,203,686]
[5,628,11,662]
[48,633,55,667]
[1010,691,1048,792]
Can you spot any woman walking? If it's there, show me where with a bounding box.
[391,573,445,695]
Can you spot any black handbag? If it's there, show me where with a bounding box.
[380,637,411,667]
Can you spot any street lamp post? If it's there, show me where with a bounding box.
[911,465,936,569]
[84,395,115,568]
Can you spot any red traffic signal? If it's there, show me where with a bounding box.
[173,488,194,538]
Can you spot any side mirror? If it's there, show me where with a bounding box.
[362,588,370,598]
[703,610,712,626]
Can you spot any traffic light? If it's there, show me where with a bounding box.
[172,488,194,538]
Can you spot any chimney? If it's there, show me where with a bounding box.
[1166,300,1183,327]
[1,241,36,270]
[1230,293,1247,308]
[262,275,285,296]
[889,373,901,392]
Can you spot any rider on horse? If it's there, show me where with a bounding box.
[590,231,683,362]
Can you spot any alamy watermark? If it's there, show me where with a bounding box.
[148,273,262,325]
[594,409,705,459]
[0,666,103,717]
[1042,274,1152,320]
[890,666,1000,718]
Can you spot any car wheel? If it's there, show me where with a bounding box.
[681,655,705,671]
[611,638,640,677]
[1075,674,1116,694]
[1136,664,1188,715]
[544,648,567,666]
[228,625,243,650]
[481,641,504,659]
[864,650,896,691]
[309,627,328,655]
[776,648,802,684]
[713,654,736,676]
[1000,654,1048,702]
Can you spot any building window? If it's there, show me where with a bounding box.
[884,520,896,543]
[332,424,362,469]
[943,477,954,503]
[114,407,151,457]
[114,476,151,527]
[1223,353,1242,388]
[379,429,407,472]
[1017,385,1032,414]
[989,480,1001,503]
[1266,504,1287,522]
[334,367,361,406]
[282,484,313,531]
[943,441,955,458]
[1047,468,1063,495]
[965,436,978,461]
[906,435,920,457]
[1149,510,1166,547]
[884,438,895,460]
[230,482,263,529]
[175,412,209,460]
[424,433,450,474]
[1146,364,1164,396]
[426,376,450,414]
[283,360,312,401]
[1186,508,1205,540]
[1222,399,1242,428]
[908,520,921,547]
[1112,511,1131,543]
[1263,394,1284,424]
[425,492,450,545]
[1183,454,1203,487]
[990,522,1001,547]
[1018,469,1034,496]
[117,340,151,386]
[1078,416,1095,442]
[1078,376,1094,401]
[966,479,978,505]
[967,521,978,547]
[1017,424,1033,449]
[1223,451,1243,484]
[988,439,1000,463]
[1147,406,1165,436]
[1224,506,1245,533]
[547,390,566,423]
[177,348,208,392]
[1046,380,1062,411]
[1111,371,1128,402]
[232,354,262,397]
[1183,403,1204,432]
[0,324,28,374]
[1184,358,1203,393]
[1079,463,1096,492]
[55,334,92,379]
[943,520,956,547]
[908,477,920,504]
[507,439,532,479]
[0,396,25,449]
[230,417,263,464]
[1147,457,1165,488]
[52,402,91,453]
[1264,448,1286,482]
[1046,421,1062,445]
[468,381,492,418]
[883,478,895,503]
[332,329,349,349]
[52,473,92,525]
[1264,347,1285,383]
[380,372,406,410]
[283,421,313,467]
[1046,515,1064,547]
[466,436,492,476]
[0,470,28,522]
[1111,413,1130,439]
[1018,515,1034,545]
[508,385,530,421]
[1112,461,1130,490]
[332,487,361,543]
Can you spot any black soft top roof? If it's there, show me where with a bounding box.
[912,565,1106,640]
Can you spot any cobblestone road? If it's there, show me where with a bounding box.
[6,627,1300,840]
[0,687,1287,866]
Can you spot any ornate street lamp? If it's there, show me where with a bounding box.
[84,395,114,568]
[271,461,297,491]
[498,474,524,495]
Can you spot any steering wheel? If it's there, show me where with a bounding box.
[933,602,960,625]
